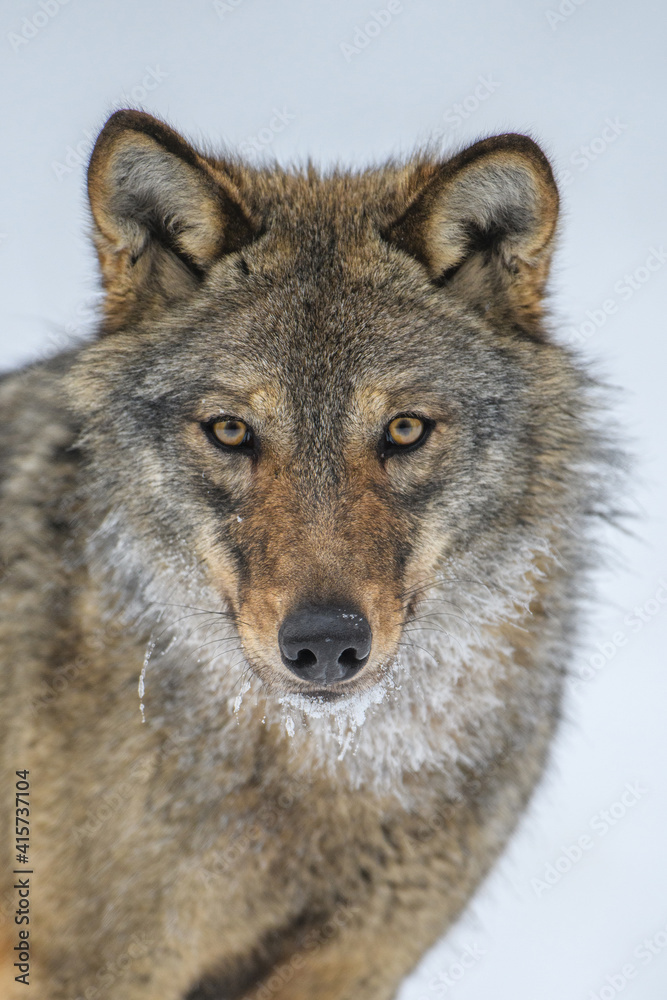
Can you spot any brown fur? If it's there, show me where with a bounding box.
[0,111,615,998]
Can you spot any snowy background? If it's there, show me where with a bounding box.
[1,0,666,997]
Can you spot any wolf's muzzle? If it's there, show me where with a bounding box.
[278,605,372,685]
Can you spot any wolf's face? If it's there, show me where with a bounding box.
[69,112,578,711]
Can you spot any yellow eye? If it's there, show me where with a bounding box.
[387,415,426,448]
[210,418,249,448]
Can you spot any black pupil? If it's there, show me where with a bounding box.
[216,420,246,445]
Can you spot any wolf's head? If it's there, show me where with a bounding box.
[67,111,600,781]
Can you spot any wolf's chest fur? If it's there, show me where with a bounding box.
[0,112,613,1000]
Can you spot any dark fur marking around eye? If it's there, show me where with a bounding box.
[379,416,434,460]
[201,418,257,456]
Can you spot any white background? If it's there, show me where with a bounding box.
[1,1,666,997]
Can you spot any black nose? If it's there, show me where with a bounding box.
[278,605,372,685]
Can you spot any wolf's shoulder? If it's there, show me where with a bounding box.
[0,349,82,544]
[0,349,85,761]
[0,348,80,471]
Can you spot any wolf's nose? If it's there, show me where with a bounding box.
[278,606,372,685]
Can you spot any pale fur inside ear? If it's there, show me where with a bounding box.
[87,112,258,328]
[96,134,224,270]
[424,156,555,277]
[427,161,541,271]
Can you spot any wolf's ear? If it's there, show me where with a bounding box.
[87,110,257,331]
[383,134,559,328]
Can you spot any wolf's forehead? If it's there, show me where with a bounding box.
[196,284,424,376]
[197,363,444,441]
[187,283,461,425]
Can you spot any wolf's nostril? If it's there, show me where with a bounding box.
[292,649,317,669]
[278,605,372,686]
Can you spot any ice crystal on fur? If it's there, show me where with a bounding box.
[89,498,562,799]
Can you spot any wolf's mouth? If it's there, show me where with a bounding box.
[289,683,362,703]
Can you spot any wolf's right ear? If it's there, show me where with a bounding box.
[87,110,258,331]
[383,134,559,330]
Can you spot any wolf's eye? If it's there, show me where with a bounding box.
[386,415,426,448]
[208,418,252,449]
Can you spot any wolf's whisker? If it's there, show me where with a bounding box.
[396,640,440,668]
[406,611,477,632]
[149,611,227,646]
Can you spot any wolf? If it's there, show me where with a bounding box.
[0,110,615,998]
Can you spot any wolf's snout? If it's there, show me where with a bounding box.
[278,605,372,685]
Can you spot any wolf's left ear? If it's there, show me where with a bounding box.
[88,110,258,331]
[383,134,559,327]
